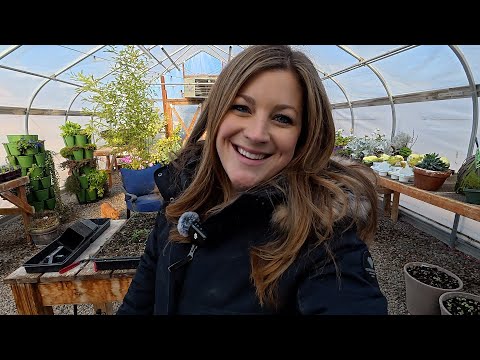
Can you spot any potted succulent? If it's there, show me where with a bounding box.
[404,262,463,315]
[439,291,480,315]
[413,153,451,191]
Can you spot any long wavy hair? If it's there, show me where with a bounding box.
[166,45,378,308]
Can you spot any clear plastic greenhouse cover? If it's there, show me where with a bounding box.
[0,45,479,257]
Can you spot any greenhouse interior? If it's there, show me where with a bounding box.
[0,44,479,316]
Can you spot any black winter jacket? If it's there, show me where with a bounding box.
[117,161,388,315]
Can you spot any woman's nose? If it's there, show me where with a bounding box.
[243,117,270,143]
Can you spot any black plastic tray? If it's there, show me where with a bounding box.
[23,218,111,273]
[93,256,140,271]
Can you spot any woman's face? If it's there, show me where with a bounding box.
[216,69,303,192]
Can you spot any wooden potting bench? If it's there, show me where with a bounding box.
[376,174,480,223]
[0,176,34,245]
[3,219,134,315]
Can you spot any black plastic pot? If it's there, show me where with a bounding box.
[93,256,140,271]
[23,218,111,273]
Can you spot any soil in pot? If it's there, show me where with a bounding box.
[404,262,463,315]
[439,291,480,315]
[406,265,461,289]
[95,212,156,258]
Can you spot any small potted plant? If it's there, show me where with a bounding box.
[439,291,480,315]
[404,261,463,315]
[455,148,480,204]
[59,120,82,147]
[413,153,451,191]
[28,210,61,246]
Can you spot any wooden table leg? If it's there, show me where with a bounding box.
[17,185,33,245]
[93,302,114,315]
[10,283,54,315]
[106,156,112,188]
[383,193,392,216]
[391,192,400,223]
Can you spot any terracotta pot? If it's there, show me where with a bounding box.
[439,291,480,315]
[413,166,451,191]
[404,262,463,315]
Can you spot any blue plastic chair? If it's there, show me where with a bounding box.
[120,164,163,218]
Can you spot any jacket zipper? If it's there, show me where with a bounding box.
[168,244,198,272]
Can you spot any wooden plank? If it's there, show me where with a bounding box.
[39,219,126,283]
[166,98,204,105]
[17,184,33,244]
[77,260,113,280]
[0,208,22,215]
[112,268,137,278]
[1,190,34,214]
[93,302,114,315]
[0,176,29,192]
[93,147,114,157]
[38,278,133,305]
[161,75,172,137]
[10,283,54,315]
[3,266,42,284]
[376,176,480,222]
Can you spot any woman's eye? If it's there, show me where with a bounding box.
[274,114,293,125]
[232,104,250,113]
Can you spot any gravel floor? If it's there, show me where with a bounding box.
[1,171,479,315]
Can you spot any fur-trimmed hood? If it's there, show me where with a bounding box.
[328,155,376,235]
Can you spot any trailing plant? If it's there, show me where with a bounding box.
[64,174,82,195]
[60,147,74,159]
[60,158,97,174]
[59,121,82,137]
[73,45,163,166]
[45,150,64,212]
[27,164,43,180]
[415,153,450,172]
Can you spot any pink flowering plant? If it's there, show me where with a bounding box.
[117,155,156,170]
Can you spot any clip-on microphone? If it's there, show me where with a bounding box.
[169,211,208,273]
[177,211,208,247]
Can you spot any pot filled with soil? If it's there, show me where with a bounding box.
[439,291,480,315]
[404,262,463,315]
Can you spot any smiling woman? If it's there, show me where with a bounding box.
[216,69,302,192]
[116,45,388,315]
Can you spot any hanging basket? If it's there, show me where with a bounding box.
[413,166,451,191]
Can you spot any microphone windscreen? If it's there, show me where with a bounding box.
[177,211,200,237]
